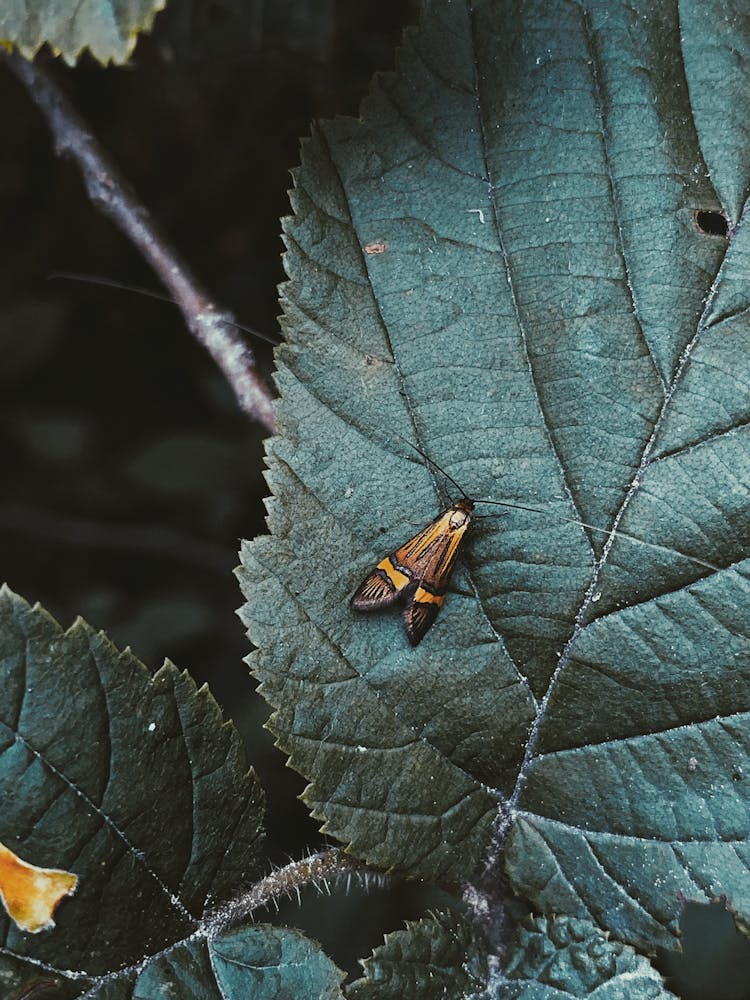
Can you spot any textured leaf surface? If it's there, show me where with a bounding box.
[239,0,750,951]
[86,926,344,1000]
[0,586,270,997]
[348,911,673,999]
[501,916,675,999]
[347,910,489,1000]
[0,0,166,65]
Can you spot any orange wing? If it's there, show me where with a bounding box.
[351,499,474,645]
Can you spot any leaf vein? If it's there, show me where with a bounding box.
[582,5,666,395]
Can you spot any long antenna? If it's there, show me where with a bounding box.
[475,498,721,572]
[394,432,470,501]
[48,271,280,345]
[395,433,721,574]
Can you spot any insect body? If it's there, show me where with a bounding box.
[350,497,475,646]
[350,439,720,647]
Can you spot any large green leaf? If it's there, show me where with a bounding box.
[0,0,166,65]
[348,911,674,999]
[0,587,342,998]
[88,926,345,999]
[239,0,750,954]
[347,910,490,1000]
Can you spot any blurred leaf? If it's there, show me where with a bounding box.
[262,0,334,61]
[110,592,215,661]
[158,0,264,62]
[0,0,167,65]
[0,301,65,382]
[124,432,250,500]
[16,414,91,463]
[239,0,750,956]
[0,585,271,997]
[159,0,336,63]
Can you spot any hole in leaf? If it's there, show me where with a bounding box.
[655,902,750,999]
[695,210,729,237]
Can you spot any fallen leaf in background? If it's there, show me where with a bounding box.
[0,841,77,933]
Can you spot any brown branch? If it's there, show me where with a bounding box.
[204,848,381,936]
[4,50,277,434]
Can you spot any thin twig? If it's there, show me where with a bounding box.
[3,50,277,433]
[204,848,375,936]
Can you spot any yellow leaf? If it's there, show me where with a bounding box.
[0,840,77,933]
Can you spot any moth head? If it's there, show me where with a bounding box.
[449,498,474,529]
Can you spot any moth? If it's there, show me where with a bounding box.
[349,442,716,646]
[350,494,476,646]
[350,441,501,645]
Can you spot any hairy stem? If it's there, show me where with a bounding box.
[204,848,375,936]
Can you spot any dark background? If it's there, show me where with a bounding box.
[1,1,748,992]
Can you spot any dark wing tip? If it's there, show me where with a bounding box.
[403,599,440,645]
[351,570,400,611]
